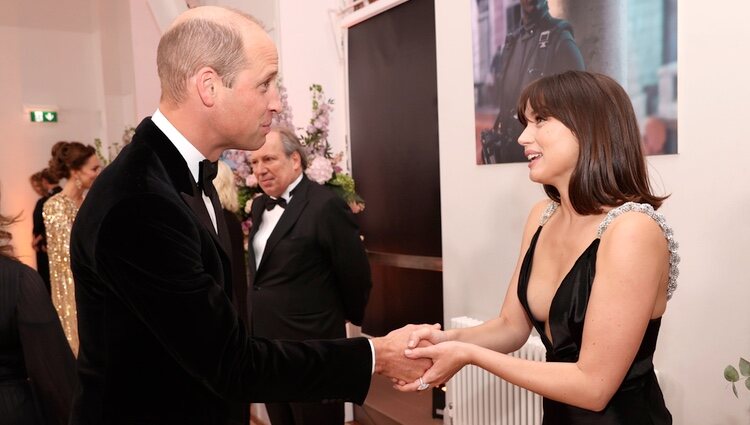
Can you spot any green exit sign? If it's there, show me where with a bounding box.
[30,110,57,122]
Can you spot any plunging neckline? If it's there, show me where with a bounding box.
[527,229,600,347]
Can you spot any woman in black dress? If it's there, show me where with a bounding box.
[399,71,677,424]
[0,199,76,425]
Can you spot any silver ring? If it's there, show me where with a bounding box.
[417,377,429,391]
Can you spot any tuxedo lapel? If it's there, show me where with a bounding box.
[257,177,311,271]
[178,190,230,258]
[207,190,232,257]
[142,118,230,260]
[180,190,215,236]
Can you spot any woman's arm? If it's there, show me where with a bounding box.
[443,200,549,353]
[405,200,549,362]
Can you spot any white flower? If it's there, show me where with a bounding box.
[305,155,334,184]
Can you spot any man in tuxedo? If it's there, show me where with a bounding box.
[248,127,371,425]
[69,6,430,424]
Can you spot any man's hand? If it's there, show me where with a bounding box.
[371,323,440,383]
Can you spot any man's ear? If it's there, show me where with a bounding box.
[291,151,302,171]
[195,67,219,107]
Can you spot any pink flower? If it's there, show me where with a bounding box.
[245,174,258,187]
[305,155,334,184]
[241,218,252,237]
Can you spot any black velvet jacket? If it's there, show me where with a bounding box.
[70,118,372,425]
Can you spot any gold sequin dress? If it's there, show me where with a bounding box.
[43,193,79,356]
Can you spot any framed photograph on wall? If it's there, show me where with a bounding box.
[472,0,678,165]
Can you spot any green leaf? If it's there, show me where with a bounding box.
[740,358,750,377]
[746,377,750,391]
[733,382,738,398]
[725,365,740,382]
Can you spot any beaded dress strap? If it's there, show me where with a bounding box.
[597,202,680,300]
[539,202,559,226]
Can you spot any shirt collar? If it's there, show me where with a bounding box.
[151,109,206,184]
[277,173,303,202]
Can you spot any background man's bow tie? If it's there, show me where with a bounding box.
[264,196,287,211]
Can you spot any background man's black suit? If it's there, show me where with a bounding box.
[248,175,371,424]
[248,176,371,340]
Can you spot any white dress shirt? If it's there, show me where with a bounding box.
[251,173,302,270]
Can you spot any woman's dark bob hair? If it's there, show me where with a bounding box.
[516,70,667,215]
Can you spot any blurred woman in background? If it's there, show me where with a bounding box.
[43,141,101,356]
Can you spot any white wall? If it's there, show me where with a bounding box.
[435,1,750,424]
[97,0,139,152]
[277,0,350,167]
[128,0,160,125]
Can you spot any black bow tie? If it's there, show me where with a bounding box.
[198,160,218,193]
[264,196,287,211]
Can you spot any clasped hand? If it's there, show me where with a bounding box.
[391,324,471,392]
[372,323,439,383]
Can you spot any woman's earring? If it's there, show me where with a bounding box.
[75,177,83,190]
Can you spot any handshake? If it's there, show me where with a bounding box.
[371,323,464,393]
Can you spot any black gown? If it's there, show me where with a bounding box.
[0,255,76,425]
[516,203,673,424]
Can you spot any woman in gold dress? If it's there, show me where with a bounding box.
[44,141,101,355]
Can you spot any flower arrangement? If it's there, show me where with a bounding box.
[297,84,364,212]
[221,82,364,237]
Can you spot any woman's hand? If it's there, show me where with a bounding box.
[407,323,448,348]
[393,341,472,392]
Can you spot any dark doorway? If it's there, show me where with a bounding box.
[348,0,442,337]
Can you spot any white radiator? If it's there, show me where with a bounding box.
[447,316,546,425]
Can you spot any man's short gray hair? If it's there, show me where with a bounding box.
[157,18,247,103]
[272,126,308,169]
